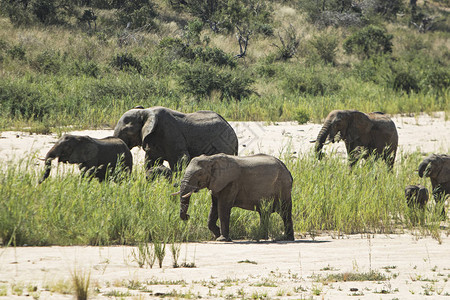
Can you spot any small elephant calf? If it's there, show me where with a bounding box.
[405,184,429,209]
[39,134,133,183]
[146,165,173,181]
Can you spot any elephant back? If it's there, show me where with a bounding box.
[182,111,238,156]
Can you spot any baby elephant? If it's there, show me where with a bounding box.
[174,153,294,242]
[39,135,133,183]
[146,165,173,181]
[405,184,429,209]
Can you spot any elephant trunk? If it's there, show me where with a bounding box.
[179,181,195,220]
[418,161,429,178]
[39,149,58,183]
[315,119,332,159]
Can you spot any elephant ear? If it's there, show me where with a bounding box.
[141,109,158,145]
[69,136,99,164]
[208,155,239,194]
[437,155,450,183]
[347,112,373,144]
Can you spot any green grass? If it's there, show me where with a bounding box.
[0,151,447,246]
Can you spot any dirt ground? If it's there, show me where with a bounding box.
[0,112,449,299]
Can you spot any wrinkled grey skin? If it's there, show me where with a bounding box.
[177,153,294,242]
[113,106,238,173]
[418,154,450,203]
[39,135,132,183]
[147,165,173,181]
[405,184,429,209]
[315,110,398,168]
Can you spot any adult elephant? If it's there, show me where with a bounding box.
[174,153,294,242]
[314,110,398,168]
[418,154,450,203]
[113,106,238,172]
[39,135,132,183]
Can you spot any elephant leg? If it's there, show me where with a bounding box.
[257,206,270,240]
[279,199,294,241]
[216,194,234,242]
[208,196,221,239]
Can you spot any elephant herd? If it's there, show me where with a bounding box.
[39,106,449,241]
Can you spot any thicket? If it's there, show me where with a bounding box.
[0,0,448,130]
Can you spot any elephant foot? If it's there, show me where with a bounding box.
[216,235,232,242]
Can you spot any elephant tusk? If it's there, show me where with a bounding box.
[181,191,194,198]
[38,157,46,161]
[171,191,181,196]
[309,140,316,143]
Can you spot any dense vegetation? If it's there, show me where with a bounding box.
[0,0,449,131]
[1,153,446,246]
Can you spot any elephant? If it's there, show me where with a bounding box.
[39,134,133,183]
[146,165,173,181]
[418,154,450,204]
[314,110,398,168]
[405,184,429,209]
[113,106,238,173]
[175,153,294,242]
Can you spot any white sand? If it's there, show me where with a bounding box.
[0,112,449,299]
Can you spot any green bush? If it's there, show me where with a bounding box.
[115,0,157,30]
[179,63,253,101]
[309,32,338,65]
[423,68,450,92]
[158,38,236,68]
[0,80,52,120]
[282,67,341,96]
[393,71,419,94]
[110,53,142,73]
[294,108,310,124]
[31,50,61,74]
[7,45,26,60]
[344,25,393,59]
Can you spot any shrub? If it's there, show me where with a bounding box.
[309,32,338,65]
[7,45,26,60]
[115,0,157,30]
[344,25,393,59]
[393,71,419,94]
[31,50,61,74]
[282,67,341,96]
[0,0,75,25]
[111,53,142,73]
[0,80,52,120]
[158,38,236,68]
[193,47,236,68]
[423,68,450,92]
[294,108,310,124]
[69,60,100,78]
[179,63,254,101]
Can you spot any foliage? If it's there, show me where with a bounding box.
[0,0,75,25]
[309,31,338,65]
[0,152,446,246]
[344,25,393,59]
[272,25,300,61]
[110,52,142,73]
[282,66,341,96]
[115,0,157,30]
[179,62,253,101]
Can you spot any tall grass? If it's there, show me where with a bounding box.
[0,151,446,246]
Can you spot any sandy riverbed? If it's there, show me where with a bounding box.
[0,112,449,299]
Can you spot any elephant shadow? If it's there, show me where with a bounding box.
[204,239,331,245]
